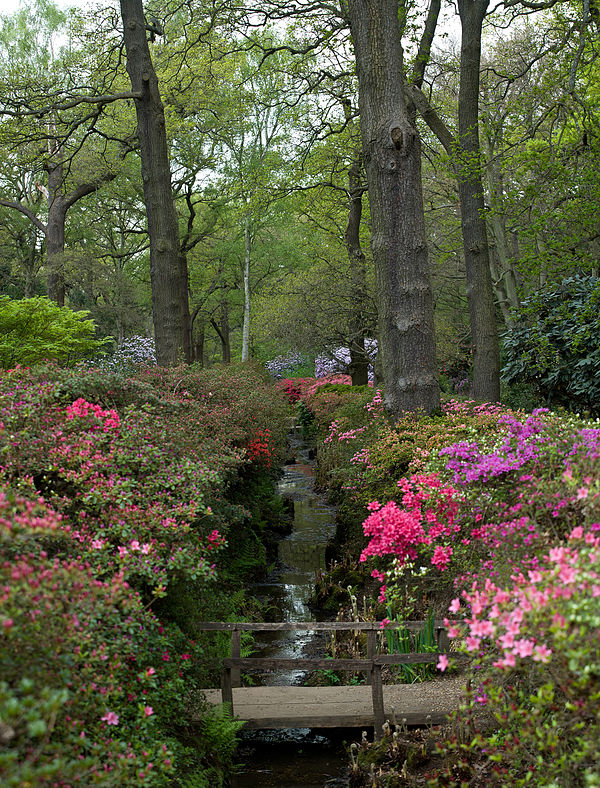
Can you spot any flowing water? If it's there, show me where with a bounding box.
[230,434,350,788]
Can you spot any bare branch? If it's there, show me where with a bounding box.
[0,91,142,119]
[0,199,47,235]
[411,0,442,89]
[406,83,454,155]
[502,0,560,9]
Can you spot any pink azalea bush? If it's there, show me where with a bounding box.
[345,400,600,784]
[0,362,289,785]
[431,526,600,786]
[359,473,462,574]
[0,491,179,785]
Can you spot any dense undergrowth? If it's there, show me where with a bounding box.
[0,362,290,787]
[279,376,600,787]
[5,357,600,787]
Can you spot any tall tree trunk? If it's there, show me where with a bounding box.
[345,148,370,387]
[179,252,192,362]
[241,215,251,362]
[120,0,187,366]
[24,237,38,298]
[220,300,231,364]
[482,131,520,327]
[457,0,500,400]
[46,159,67,306]
[347,0,440,415]
[194,317,205,367]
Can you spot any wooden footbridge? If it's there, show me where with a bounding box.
[197,621,467,738]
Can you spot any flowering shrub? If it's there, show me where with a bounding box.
[86,336,157,372]
[245,429,274,467]
[66,397,121,431]
[276,377,316,404]
[319,398,506,507]
[0,491,179,786]
[306,377,600,783]
[265,351,309,378]
[359,474,462,575]
[432,527,600,786]
[0,361,290,784]
[315,340,378,380]
[275,375,355,407]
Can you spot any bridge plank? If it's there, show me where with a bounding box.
[199,681,465,729]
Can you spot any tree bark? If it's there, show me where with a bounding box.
[482,129,520,327]
[220,299,231,364]
[344,149,370,387]
[195,317,205,366]
[179,251,192,362]
[241,215,251,362]
[120,0,187,366]
[347,0,440,414]
[211,300,231,364]
[46,159,68,306]
[456,0,501,400]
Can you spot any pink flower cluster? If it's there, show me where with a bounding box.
[364,390,384,415]
[445,527,600,670]
[324,421,367,444]
[66,397,120,432]
[359,473,462,571]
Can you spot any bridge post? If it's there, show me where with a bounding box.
[366,629,376,685]
[231,629,241,688]
[371,662,385,739]
[221,665,234,715]
[435,625,450,652]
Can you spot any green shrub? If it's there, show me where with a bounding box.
[0,296,110,368]
[502,275,600,413]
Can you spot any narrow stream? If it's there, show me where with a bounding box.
[230,434,350,788]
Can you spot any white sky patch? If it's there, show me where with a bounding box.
[1,0,80,14]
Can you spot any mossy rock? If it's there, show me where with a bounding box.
[357,736,390,767]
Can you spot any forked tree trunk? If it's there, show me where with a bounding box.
[211,301,231,364]
[120,0,187,365]
[347,0,440,415]
[1,150,115,307]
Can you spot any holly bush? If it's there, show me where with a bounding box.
[502,275,600,413]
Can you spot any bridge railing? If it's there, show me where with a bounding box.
[195,621,462,737]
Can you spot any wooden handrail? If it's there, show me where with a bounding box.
[198,621,457,738]
[195,620,448,632]
[223,654,467,670]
